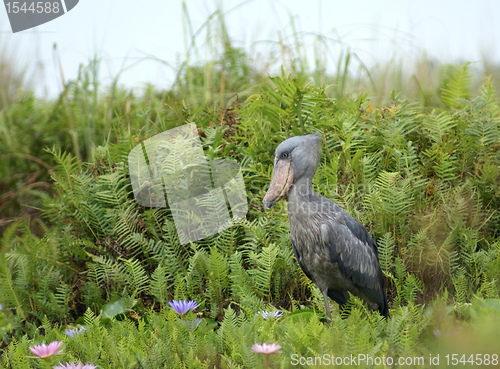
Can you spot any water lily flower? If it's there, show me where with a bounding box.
[257,310,283,319]
[53,362,97,369]
[29,341,63,358]
[168,299,198,315]
[63,327,86,338]
[251,343,282,355]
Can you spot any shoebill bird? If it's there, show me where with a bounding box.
[263,133,389,324]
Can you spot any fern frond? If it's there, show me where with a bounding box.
[150,265,170,307]
[45,146,81,189]
[465,118,500,147]
[205,247,229,317]
[441,63,471,108]
[378,232,395,275]
[423,112,457,145]
[247,244,278,300]
[0,269,25,319]
[120,258,149,296]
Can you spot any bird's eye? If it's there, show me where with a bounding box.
[281,152,289,159]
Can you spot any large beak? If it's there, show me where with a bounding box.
[263,159,294,209]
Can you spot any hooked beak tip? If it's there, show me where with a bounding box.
[263,200,275,210]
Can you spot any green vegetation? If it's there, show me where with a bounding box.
[1,9,500,369]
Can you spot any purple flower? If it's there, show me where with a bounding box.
[29,341,63,358]
[257,310,283,319]
[64,327,86,338]
[184,317,202,332]
[53,363,97,369]
[0,303,3,310]
[251,343,282,355]
[168,300,198,315]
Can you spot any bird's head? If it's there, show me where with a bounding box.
[263,132,322,209]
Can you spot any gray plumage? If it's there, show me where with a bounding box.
[263,133,389,321]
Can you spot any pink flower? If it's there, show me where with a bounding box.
[29,341,63,358]
[54,362,97,369]
[251,343,282,355]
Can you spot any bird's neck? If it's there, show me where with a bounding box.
[287,176,316,212]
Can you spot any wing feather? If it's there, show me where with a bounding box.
[291,239,315,283]
[322,209,388,316]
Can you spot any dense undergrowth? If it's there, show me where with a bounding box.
[1,8,500,368]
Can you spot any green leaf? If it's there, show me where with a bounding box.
[101,298,137,319]
[282,309,323,323]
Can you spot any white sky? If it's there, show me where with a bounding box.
[1,0,499,98]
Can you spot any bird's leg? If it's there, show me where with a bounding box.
[322,290,332,327]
